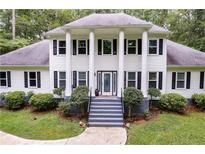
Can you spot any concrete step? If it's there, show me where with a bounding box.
[88,121,124,127]
[92,99,121,102]
[89,112,123,117]
[90,108,122,112]
[89,117,123,121]
[91,102,121,105]
[91,105,122,109]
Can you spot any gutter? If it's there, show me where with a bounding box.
[168,65,205,68]
[0,65,49,68]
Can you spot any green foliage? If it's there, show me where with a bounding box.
[53,88,64,97]
[124,87,144,106]
[29,93,56,111]
[27,91,34,100]
[160,93,187,113]
[148,88,161,98]
[0,92,6,100]
[5,91,25,110]
[191,94,205,109]
[70,86,89,106]
[57,101,75,116]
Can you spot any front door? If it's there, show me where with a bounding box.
[102,72,112,95]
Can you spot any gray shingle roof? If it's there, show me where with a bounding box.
[0,40,49,66]
[167,40,205,66]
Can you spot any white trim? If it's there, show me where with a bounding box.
[58,71,66,89]
[102,39,113,55]
[102,72,113,95]
[176,72,186,89]
[127,39,137,55]
[57,40,66,55]
[28,71,37,88]
[148,72,159,89]
[77,39,87,55]
[0,71,7,87]
[148,39,159,55]
[127,71,137,88]
[77,71,88,86]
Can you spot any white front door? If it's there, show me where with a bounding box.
[102,72,112,95]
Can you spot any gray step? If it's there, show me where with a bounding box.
[89,117,123,121]
[90,108,122,112]
[91,105,122,109]
[89,112,123,117]
[88,121,123,127]
[92,99,120,102]
[91,102,121,105]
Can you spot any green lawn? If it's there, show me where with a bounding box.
[127,112,205,144]
[0,108,85,140]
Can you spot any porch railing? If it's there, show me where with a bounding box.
[87,88,92,113]
[121,88,124,114]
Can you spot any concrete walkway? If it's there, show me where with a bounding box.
[0,127,127,145]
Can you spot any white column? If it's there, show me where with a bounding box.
[65,32,72,96]
[141,31,148,97]
[118,30,124,97]
[89,31,95,96]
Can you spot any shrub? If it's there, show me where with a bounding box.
[29,93,56,111]
[5,91,25,110]
[160,93,187,113]
[124,87,144,117]
[53,88,64,97]
[148,88,161,108]
[191,94,205,109]
[70,86,89,116]
[0,92,7,107]
[57,101,75,116]
[25,91,34,103]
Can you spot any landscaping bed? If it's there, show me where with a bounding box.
[0,108,85,140]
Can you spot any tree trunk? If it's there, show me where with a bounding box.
[128,106,132,118]
[12,9,16,40]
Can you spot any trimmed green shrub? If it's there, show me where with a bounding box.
[70,86,89,116]
[53,88,64,97]
[124,87,144,117]
[29,93,56,111]
[24,91,34,103]
[148,88,161,108]
[57,101,75,116]
[5,91,25,110]
[160,93,187,113]
[191,94,205,109]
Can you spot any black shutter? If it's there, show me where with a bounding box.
[138,39,142,55]
[124,39,127,55]
[53,40,57,55]
[137,72,141,90]
[186,72,191,89]
[159,39,163,55]
[200,72,204,89]
[73,71,77,88]
[113,39,117,55]
[158,72,163,90]
[7,71,11,87]
[172,72,176,89]
[37,72,41,88]
[124,71,126,89]
[24,72,28,88]
[87,40,89,55]
[98,39,102,55]
[73,40,76,55]
[87,71,89,87]
[54,71,58,88]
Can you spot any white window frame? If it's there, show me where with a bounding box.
[148,39,159,55]
[58,71,66,89]
[148,72,159,89]
[102,39,113,55]
[127,39,137,54]
[77,71,87,86]
[77,39,87,55]
[0,71,7,87]
[28,72,37,88]
[176,72,186,89]
[127,72,137,88]
[57,40,66,55]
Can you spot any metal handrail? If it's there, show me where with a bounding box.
[121,88,124,114]
[87,88,92,113]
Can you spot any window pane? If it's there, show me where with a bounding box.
[78,48,86,54]
[128,40,136,47]
[59,41,66,47]
[177,81,185,88]
[59,72,66,79]
[128,47,136,54]
[79,72,86,80]
[103,40,112,54]
[59,80,66,88]
[177,73,185,80]
[30,80,36,87]
[29,72,36,79]
[59,48,66,54]
[0,72,6,78]
[78,40,86,48]
[79,80,86,86]
[128,72,136,80]
[0,80,6,86]
[149,40,157,46]
[149,47,157,54]
[149,81,157,88]
[149,72,157,80]
[128,81,135,87]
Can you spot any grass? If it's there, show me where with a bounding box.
[127,112,205,144]
[0,108,85,140]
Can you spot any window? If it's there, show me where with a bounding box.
[58,40,66,54]
[78,72,87,86]
[59,72,66,88]
[128,40,136,54]
[128,72,136,87]
[0,72,7,87]
[103,40,112,54]
[78,40,86,54]
[149,40,158,54]
[176,72,185,89]
[149,72,158,88]
[29,72,37,87]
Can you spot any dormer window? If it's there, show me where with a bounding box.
[149,39,158,54]
[78,40,87,54]
[58,40,66,54]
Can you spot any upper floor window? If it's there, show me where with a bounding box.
[58,40,66,54]
[29,72,37,88]
[176,72,185,89]
[59,72,66,88]
[149,39,158,55]
[127,72,136,87]
[149,72,158,88]
[78,72,87,86]
[0,72,7,87]
[127,40,136,54]
[103,40,112,54]
[78,40,87,54]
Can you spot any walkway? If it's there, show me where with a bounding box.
[0,127,127,145]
